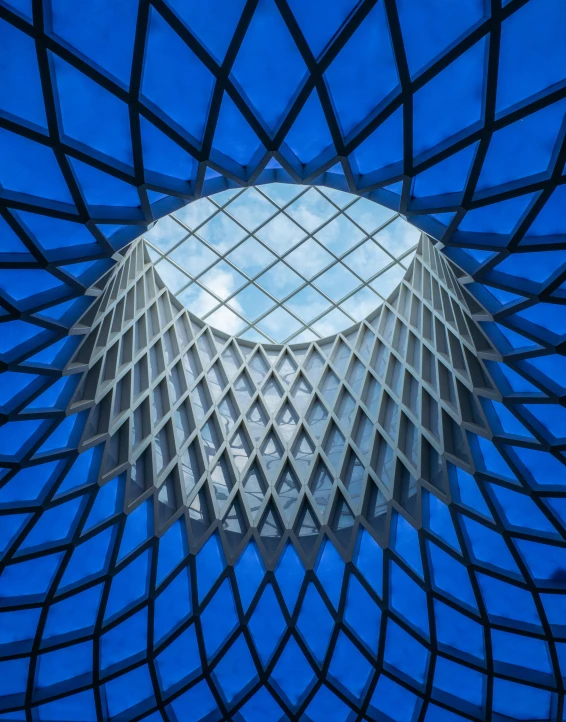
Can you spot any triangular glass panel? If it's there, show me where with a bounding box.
[249,350,269,384]
[309,461,334,519]
[292,430,316,475]
[261,432,284,479]
[276,464,301,522]
[275,402,299,443]
[277,353,297,386]
[229,425,252,474]
[290,374,313,413]
[243,463,268,520]
[304,349,325,383]
[210,454,235,513]
[246,400,269,442]
[262,375,284,414]
[259,502,284,559]
[306,397,329,440]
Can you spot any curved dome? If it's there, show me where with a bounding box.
[0,1,565,721]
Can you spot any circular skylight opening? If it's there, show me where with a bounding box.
[143,184,419,344]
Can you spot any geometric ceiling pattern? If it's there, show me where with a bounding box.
[1,0,566,720]
[143,184,418,343]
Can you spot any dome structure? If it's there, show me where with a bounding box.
[0,1,565,721]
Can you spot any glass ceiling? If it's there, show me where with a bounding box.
[143,184,419,343]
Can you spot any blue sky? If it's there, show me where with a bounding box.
[143,184,418,343]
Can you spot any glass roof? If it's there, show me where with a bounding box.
[143,184,418,343]
[1,0,566,719]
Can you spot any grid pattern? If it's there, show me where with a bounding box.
[65,234,496,570]
[143,184,418,343]
[0,0,566,720]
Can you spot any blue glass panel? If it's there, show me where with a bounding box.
[0,460,61,507]
[164,0,246,63]
[351,107,403,179]
[368,674,422,722]
[296,582,334,664]
[100,607,148,674]
[212,634,258,705]
[56,446,101,496]
[155,625,200,695]
[434,599,485,663]
[2,0,31,19]
[492,677,553,721]
[274,543,304,613]
[459,515,521,577]
[50,0,138,84]
[413,142,478,199]
[156,519,188,585]
[0,513,30,559]
[344,574,381,653]
[316,538,345,609]
[524,185,566,241]
[491,628,552,678]
[104,549,150,621]
[285,90,333,164]
[510,445,566,489]
[36,640,93,691]
[142,7,215,144]
[424,491,460,550]
[231,0,307,133]
[34,690,97,722]
[249,583,286,665]
[34,412,87,456]
[477,100,566,191]
[43,584,103,642]
[384,618,429,686]
[329,630,372,698]
[58,526,115,591]
[427,540,478,610]
[305,685,353,722]
[413,38,486,158]
[0,552,62,602]
[324,1,399,137]
[234,542,264,612]
[154,567,192,645]
[118,500,153,561]
[200,578,238,659]
[196,533,225,602]
[515,538,566,585]
[51,54,132,164]
[0,127,73,203]
[389,561,429,638]
[167,680,219,722]
[19,495,84,551]
[270,635,316,709]
[213,93,264,167]
[68,157,140,208]
[0,607,40,652]
[237,686,284,722]
[476,572,541,629]
[0,17,46,127]
[497,0,566,112]
[0,657,29,706]
[355,528,383,597]
[104,664,155,720]
[287,0,359,58]
[140,117,197,182]
[397,0,485,77]
[392,512,423,577]
[14,211,98,253]
[83,475,123,533]
[433,657,485,713]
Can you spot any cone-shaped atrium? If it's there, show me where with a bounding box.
[0,1,566,720]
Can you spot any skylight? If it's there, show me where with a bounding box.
[143,184,419,344]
